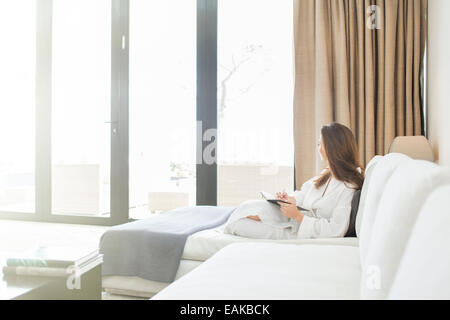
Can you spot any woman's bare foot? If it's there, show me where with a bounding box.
[247,215,261,222]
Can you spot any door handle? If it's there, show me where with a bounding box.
[104,121,119,134]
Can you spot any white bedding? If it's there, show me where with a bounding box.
[153,242,361,300]
[181,224,359,261]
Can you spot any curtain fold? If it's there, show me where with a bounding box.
[293,0,427,186]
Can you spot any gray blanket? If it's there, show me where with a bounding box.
[99,206,235,283]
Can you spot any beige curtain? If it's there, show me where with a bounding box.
[293,0,427,186]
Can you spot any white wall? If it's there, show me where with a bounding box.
[428,0,450,167]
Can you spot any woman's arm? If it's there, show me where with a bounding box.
[290,177,316,206]
[296,206,350,238]
[277,177,318,221]
[278,201,304,222]
[296,189,354,239]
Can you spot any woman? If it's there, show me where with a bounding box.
[224,122,364,240]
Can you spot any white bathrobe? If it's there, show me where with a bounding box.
[224,175,356,240]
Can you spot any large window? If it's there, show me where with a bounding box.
[0,0,36,213]
[0,0,294,225]
[129,0,196,219]
[217,0,294,206]
[51,0,112,217]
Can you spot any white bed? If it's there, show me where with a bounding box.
[102,224,359,298]
[152,242,361,300]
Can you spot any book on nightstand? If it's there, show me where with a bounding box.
[2,246,102,278]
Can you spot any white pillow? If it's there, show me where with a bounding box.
[388,185,450,299]
[355,156,382,238]
[360,161,450,300]
[358,153,411,264]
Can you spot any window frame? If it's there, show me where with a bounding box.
[0,0,296,225]
[0,0,219,226]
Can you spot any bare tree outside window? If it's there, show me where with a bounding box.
[217,0,294,206]
[218,44,266,120]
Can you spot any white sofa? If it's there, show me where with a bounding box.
[152,153,450,299]
[104,154,373,297]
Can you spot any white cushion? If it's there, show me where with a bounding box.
[355,156,383,238]
[388,185,450,299]
[182,226,359,261]
[360,161,450,299]
[359,153,411,264]
[153,243,361,300]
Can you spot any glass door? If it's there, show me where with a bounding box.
[51,0,112,217]
[0,0,36,214]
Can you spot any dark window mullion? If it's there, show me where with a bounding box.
[196,0,218,206]
[111,0,129,225]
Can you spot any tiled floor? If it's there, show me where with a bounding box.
[0,219,142,300]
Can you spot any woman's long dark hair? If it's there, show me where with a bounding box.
[315,123,365,190]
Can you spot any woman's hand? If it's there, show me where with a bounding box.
[277,191,296,202]
[276,192,288,201]
[278,201,304,223]
[286,196,296,205]
[276,192,297,204]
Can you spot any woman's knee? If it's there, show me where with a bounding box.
[225,218,260,238]
[238,199,267,212]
